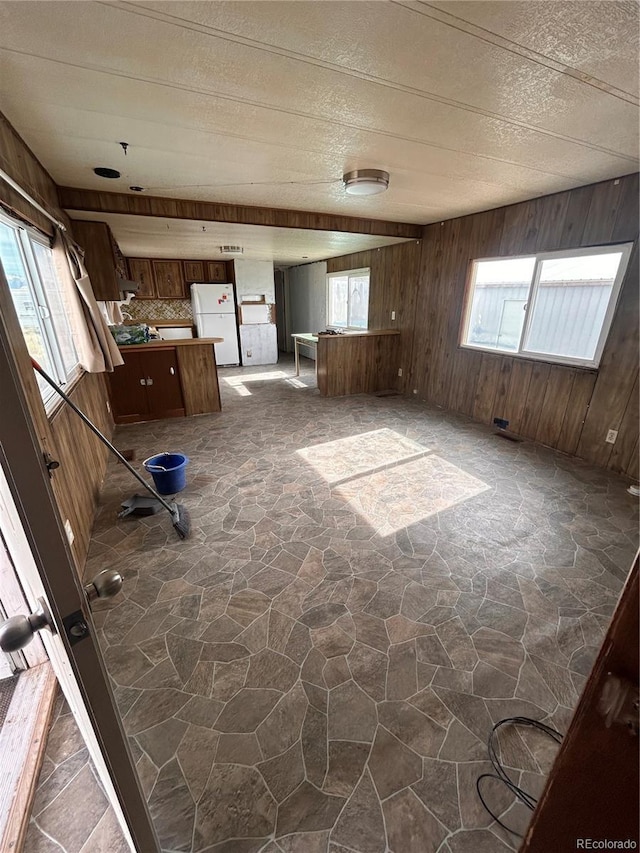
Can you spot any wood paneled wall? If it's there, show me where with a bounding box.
[327,240,422,392]
[407,173,639,479]
[58,186,422,239]
[0,111,113,572]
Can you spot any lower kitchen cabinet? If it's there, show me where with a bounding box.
[107,343,221,424]
[108,349,185,423]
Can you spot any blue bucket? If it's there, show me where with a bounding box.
[143,452,189,495]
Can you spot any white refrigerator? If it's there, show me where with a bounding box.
[191,283,240,366]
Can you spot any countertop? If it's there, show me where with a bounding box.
[118,337,222,351]
[318,329,400,338]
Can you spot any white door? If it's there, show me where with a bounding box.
[0,283,159,850]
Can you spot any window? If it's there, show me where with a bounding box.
[327,268,370,329]
[0,212,79,409]
[460,245,632,368]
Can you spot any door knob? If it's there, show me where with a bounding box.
[84,569,124,603]
[0,598,55,652]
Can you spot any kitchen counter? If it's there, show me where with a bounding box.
[318,329,400,338]
[316,330,400,397]
[117,337,222,351]
[108,338,222,423]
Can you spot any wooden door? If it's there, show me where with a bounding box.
[127,259,154,299]
[140,349,185,418]
[0,282,159,850]
[206,261,227,282]
[183,261,204,283]
[152,261,184,298]
[522,558,639,851]
[106,352,149,423]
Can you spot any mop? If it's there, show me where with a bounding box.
[31,359,191,540]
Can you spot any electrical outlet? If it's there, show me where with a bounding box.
[64,518,74,545]
[413,389,418,395]
[246,350,252,358]
[398,367,403,377]
[391,310,396,320]
[606,429,618,444]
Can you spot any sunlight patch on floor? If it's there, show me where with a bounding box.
[335,454,490,535]
[224,370,290,396]
[297,428,430,486]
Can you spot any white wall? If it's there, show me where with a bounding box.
[233,259,275,302]
[287,261,327,358]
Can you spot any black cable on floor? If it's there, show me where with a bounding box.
[476,716,563,838]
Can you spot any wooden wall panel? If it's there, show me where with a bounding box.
[0,111,112,574]
[327,240,421,393]
[58,187,422,239]
[48,374,113,567]
[406,173,639,479]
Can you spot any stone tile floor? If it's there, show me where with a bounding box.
[24,691,129,853]
[84,355,638,853]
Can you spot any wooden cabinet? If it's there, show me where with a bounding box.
[152,261,184,298]
[107,343,221,423]
[123,257,230,298]
[71,220,121,301]
[184,261,204,282]
[127,259,154,298]
[206,262,227,282]
[107,348,185,423]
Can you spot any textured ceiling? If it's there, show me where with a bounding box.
[68,210,412,267]
[0,1,638,259]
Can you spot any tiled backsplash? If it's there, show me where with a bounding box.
[127,298,193,321]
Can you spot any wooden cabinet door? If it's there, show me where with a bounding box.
[140,349,185,418]
[183,261,204,283]
[127,259,155,299]
[206,261,227,282]
[72,221,120,301]
[106,352,149,423]
[152,261,184,298]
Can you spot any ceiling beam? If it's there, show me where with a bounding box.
[57,187,422,240]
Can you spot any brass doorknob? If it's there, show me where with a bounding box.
[84,569,124,603]
[0,598,55,652]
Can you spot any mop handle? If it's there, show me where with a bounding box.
[31,358,174,514]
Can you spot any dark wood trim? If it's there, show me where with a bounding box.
[57,187,422,239]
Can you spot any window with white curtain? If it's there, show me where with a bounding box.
[460,244,632,368]
[0,210,79,409]
[327,268,370,330]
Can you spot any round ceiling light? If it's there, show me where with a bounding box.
[343,169,389,196]
[93,167,121,179]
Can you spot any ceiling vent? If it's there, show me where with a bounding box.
[220,246,244,255]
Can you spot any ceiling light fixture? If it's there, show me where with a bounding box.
[220,246,244,255]
[343,169,389,196]
[94,167,121,179]
[129,185,145,192]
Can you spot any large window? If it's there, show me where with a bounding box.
[0,212,79,409]
[460,245,632,368]
[327,268,370,330]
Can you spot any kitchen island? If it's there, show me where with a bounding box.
[315,329,401,397]
[107,338,223,423]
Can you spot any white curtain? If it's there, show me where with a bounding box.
[52,229,123,372]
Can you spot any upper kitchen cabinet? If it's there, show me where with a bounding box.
[152,260,185,298]
[127,259,154,298]
[71,220,121,301]
[206,261,228,282]
[184,261,204,282]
